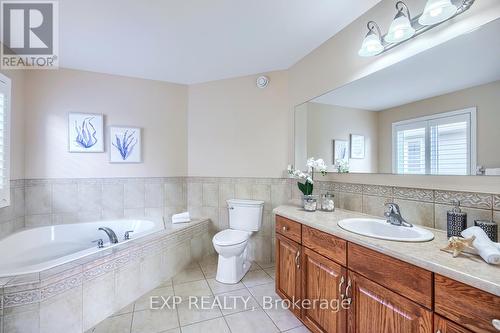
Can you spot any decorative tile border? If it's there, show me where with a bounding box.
[363,185,393,197]
[337,183,363,194]
[494,195,500,211]
[3,289,40,307]
[393,187,434,203]
[434,190,492,209]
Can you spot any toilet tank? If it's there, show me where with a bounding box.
[227,199,264,232]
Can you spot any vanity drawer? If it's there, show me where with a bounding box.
[435,274,500,333]
[302,225,346,266]
[275,215,301,243]
[347,243,433,309]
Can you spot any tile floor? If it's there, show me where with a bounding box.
[86,254,311,333]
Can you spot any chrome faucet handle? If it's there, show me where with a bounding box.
[124,230,134,240]
[92,239,104,249]
[384,202,401,214]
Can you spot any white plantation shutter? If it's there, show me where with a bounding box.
[0,74,11,208]
[393,108,476,175]
[395,124,426,174]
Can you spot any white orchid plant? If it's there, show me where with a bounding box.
[287,157,327,196]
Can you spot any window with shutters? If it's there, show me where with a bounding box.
[0,74,11,208]
[392,108,476,175]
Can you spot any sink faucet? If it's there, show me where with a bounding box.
[384,203,413,227]
[98,227,119,244]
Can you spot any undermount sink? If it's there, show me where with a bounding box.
[338,218,434,242]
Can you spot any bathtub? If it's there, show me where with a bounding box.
[0,219,164,277]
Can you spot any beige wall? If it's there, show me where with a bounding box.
[0,70,25,180]
[378,81,500,173]
[188,71,289,178]
[304,102,378,173]
[24,69,188,178]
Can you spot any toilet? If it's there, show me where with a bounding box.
[212,199,264,284]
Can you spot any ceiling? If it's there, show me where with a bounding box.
[59,0,380,84]
[312,19,500,111]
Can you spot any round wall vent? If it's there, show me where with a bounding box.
[256,76,270,89]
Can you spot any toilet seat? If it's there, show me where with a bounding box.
[213,229,250,246]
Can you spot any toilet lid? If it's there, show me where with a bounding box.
[213,229,250,246]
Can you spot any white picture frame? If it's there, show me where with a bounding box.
[68,113,104,153]
[333,139,349,164]
[109,126,142,163]
[350,134,365,159]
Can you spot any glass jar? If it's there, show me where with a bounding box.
[304,197,317,212]
[321,192,335,212]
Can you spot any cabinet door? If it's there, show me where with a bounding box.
[347,271,432,333]
[434,315,473,333]
[275,233,301,315]
[301,247,347,333]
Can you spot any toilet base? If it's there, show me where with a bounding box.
[215,250,251,284]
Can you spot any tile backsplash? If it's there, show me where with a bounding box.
[1,177,499,261]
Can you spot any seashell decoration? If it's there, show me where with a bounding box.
[441,236,476,258]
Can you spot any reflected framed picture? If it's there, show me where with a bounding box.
[350,134,365,159]
[333,139,349,164]
[68,113,104,153]
[109,126,142,163]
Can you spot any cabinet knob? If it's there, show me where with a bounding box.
[295,250,300,269]
[282,226,288,232]
[436,330,441,333]
[492,319,500,331]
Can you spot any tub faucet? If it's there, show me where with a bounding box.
[98,227,119,244]
[384,203,413,227]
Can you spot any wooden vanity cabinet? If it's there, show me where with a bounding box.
[435,274,500,333]
[275,233,302,316]
[274,215,499,333]
[434,315,474,333]
[301,246,347,333]
[347,271,433,333]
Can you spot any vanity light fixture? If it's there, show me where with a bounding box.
[358,21,384,57]
[384,1,415,43]
[359,0,475,57]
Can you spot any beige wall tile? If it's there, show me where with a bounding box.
[271,183,290,209]
[52,183,78,213]
[434,204,493,231]
[219,183,235,207]
[145,183,164,208]
[202,183,219,207]
[362,195,390,218]
[252,184,271,211]
[77,182,102,212]
[40,286,83,333]
[83,272,115,331]
[26,185,52,215]
[3,303,40,333]
[187,182,202,207]
[394,199,434,228]
[235,182,252,200]
[393,187,433,202]
[339,193,362,213]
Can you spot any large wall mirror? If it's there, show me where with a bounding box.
[294,19,500,176]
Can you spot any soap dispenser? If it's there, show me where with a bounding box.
[447,200,467,238]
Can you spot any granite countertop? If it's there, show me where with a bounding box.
[273,205,500,297]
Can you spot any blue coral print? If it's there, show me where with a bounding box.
[112,130,138,160]
[74,117,98,148]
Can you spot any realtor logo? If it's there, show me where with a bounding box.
[1,1,59,69]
